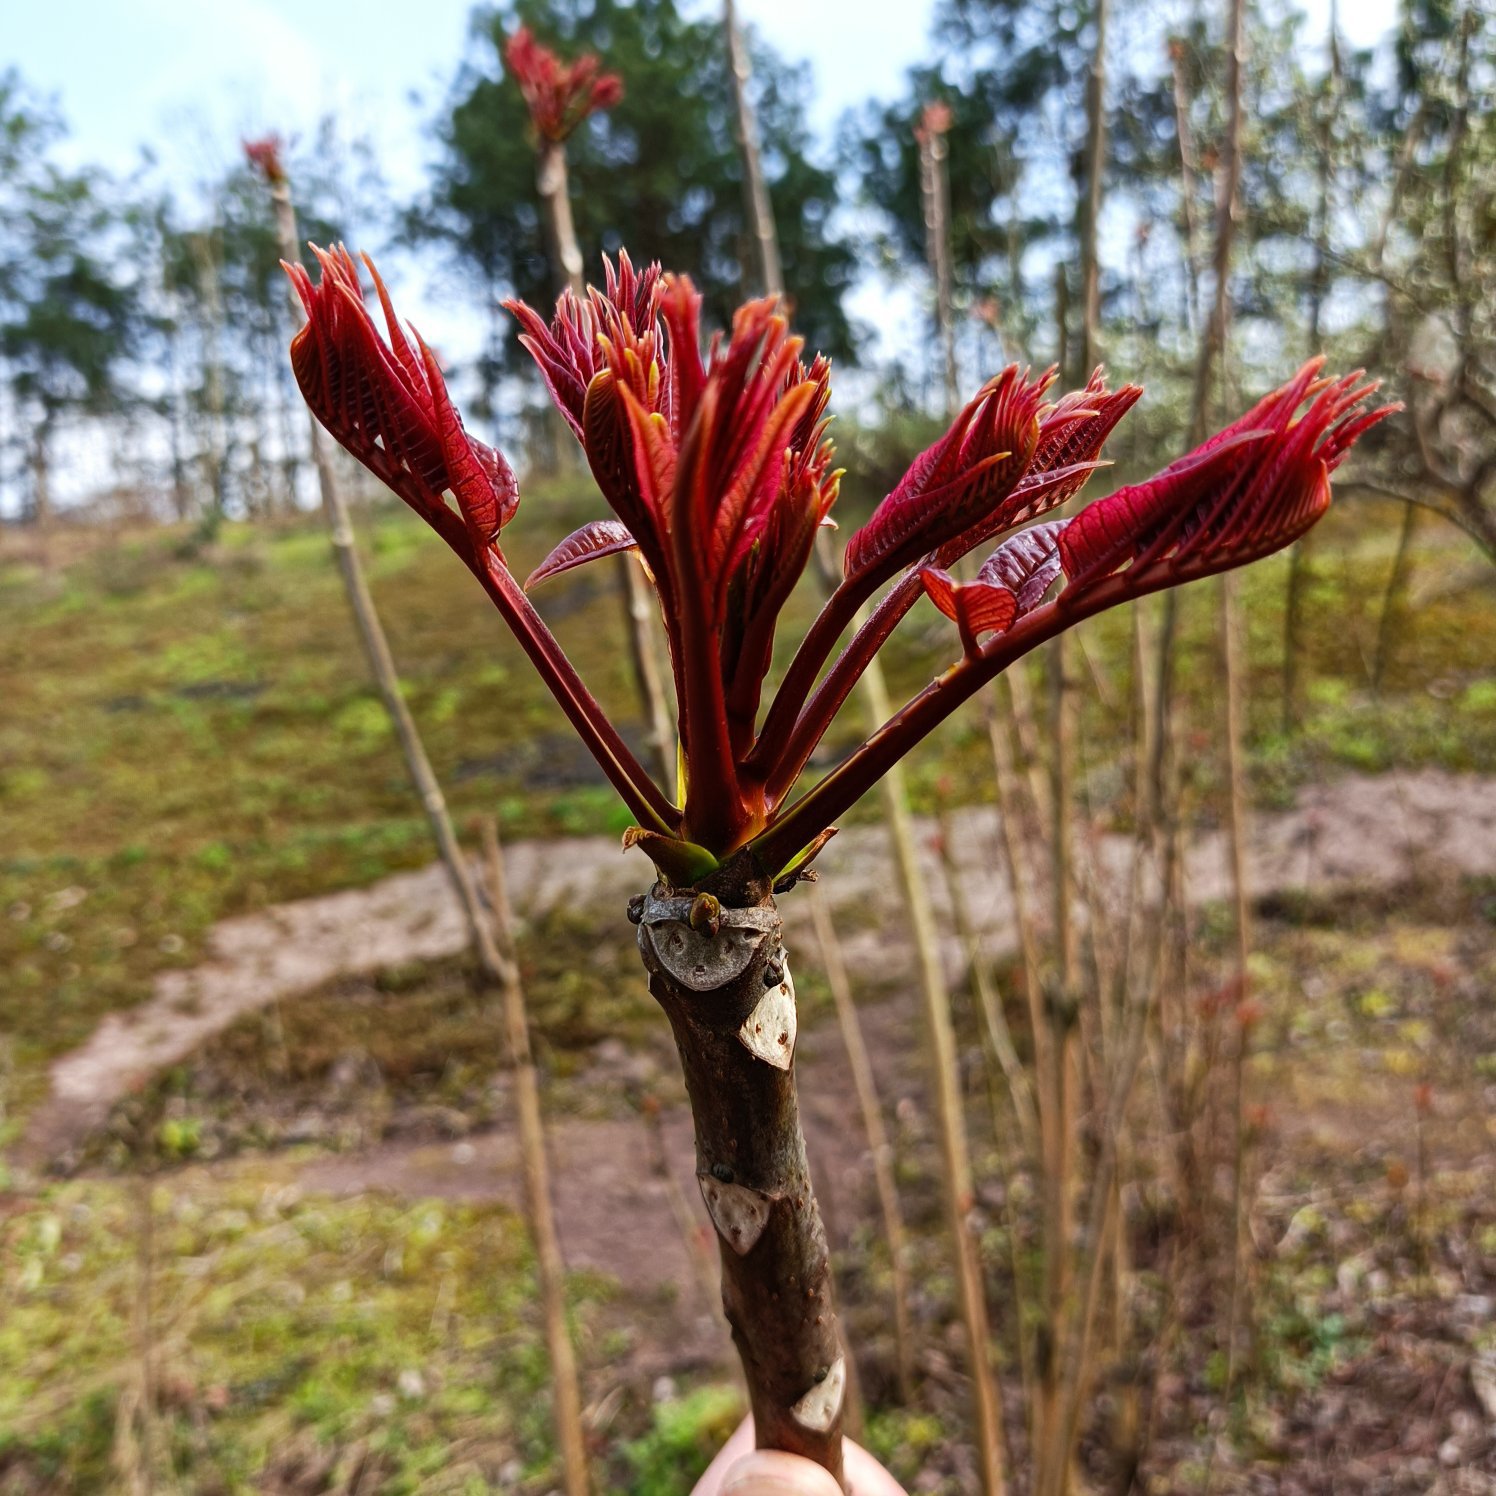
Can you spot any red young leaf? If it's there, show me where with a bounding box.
[526,520,639,590]
[919,567,1018,654]
[843,366,1048,590]
[978,518,1068,613]
[1057,363,1399,593]
[285,247,518,561]
[506,27,623,142]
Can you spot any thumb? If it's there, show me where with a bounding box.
[718,1450,845,1496]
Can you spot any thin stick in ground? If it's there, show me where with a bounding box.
[932,793,1039,1157]
[266,174,504,991]
[480,817,591,1496]
[860,658,1010,1496]
[806,880,916,1404]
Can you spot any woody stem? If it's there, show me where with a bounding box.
[634,872,847,1490]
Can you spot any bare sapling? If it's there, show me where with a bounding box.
[1281,5,1344,731]
[1192,0,1260,1389]
[723,0,784,300]
[933,789,1038,1157]
[916,102,960,415]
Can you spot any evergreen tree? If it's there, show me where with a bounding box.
[418,0,859,408]
[0,71,141,522]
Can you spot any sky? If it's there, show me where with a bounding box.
[8,0,1399,505]
[10,0,1400,187]
[12,0,935,183]
[8,0,946,413]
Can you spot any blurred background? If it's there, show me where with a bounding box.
[1,0,1493,1491]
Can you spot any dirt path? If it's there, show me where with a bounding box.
[17,769,1496,1169]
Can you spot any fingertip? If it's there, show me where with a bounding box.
[719,1449,845,1496]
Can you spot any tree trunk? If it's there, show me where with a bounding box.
[632,863,847,1487]
[28,426,51,526]
[1078,0,1111,381]
[538,141,584,297]
[919,120,959,416]
[192,228,229,526]
[724,0,784,299]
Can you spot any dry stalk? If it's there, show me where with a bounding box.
[724,0,784,299]
[933,795,1039,1156]
[806,881,917,1403]
[1004,661,1054,835]
[126,1174,159,1496]
[1034,630,1080,1496]
[268,178,504,989]
[986,691,1048,1059]
[1078,0,1111,380]
[861,656,1010,1495]
[480,817,590,1496]
[917,110,959,415]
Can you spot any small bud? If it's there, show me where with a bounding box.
[763,956,785,988]
[689,892,722,937]
[711,1162,734,1184]
[627,894,646,925]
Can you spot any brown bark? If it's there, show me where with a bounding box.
[634,865,846,1486]
[538,141,584,297]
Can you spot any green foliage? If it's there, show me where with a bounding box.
[0,1176,578,1492]
[621,1384,743,1496]
[0,498,682,1117]
[0,70,143,517]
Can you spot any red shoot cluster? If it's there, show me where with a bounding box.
[243,135,287,186]
[286,248,1395,888]
[505,27,623,143]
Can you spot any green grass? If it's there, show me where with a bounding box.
[0,1169,604,1493]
